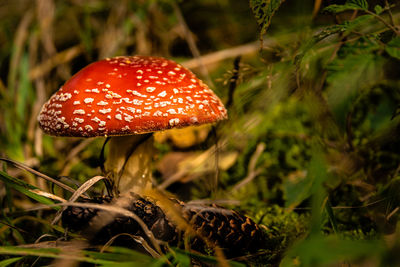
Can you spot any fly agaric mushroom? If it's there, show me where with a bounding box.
[38,56,227,195]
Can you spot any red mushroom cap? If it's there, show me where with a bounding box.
[38,56,227,137]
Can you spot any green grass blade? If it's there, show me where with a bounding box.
[0,257,23,267]
[0,171,59,210]
[0,246,113,265]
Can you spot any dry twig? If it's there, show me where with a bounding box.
[0,157,76,194]
[233,142,266,191]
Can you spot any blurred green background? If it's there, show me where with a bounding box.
[0,0,400,266]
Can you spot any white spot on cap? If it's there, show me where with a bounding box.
[153,110,163,117]
[133,99,144,105]
[169,118,180,126]
[97,101,109,106]
[85,125,93,131]
[124,114,133,122]
[84,98,94,104]
[146,87,156,92]
[115,114,122,120]
[59,93,72,101]
[73,101,81,105]
[112,92,121,98]
[168,71,176,75]
[158,91,167,97]
[167,109,177,114]
[73,109,86,115]
[99,108,112,114]
[91,117,101,123]
[131,90,146,97]
[105,84,111,88]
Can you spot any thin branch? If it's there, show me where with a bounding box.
[386,206,399,220]
[225,56,241,109]
[31,200,163,255]
[232,142,266,191]
[0,157,76,193]
[101,233,162,259]
[29,44,84,80]
[385,0,397,29]
[158,140,228,190]
[60,139,94,176]
[182,40,274,69]
[172,2,213,87]
[52,175,107,225]
[365,9,400,36]
[73,197,163,255]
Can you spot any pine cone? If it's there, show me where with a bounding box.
[62,195,265,257]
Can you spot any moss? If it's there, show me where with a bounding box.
[251,205,309,265]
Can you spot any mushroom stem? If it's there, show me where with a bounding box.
[105,133,154,195]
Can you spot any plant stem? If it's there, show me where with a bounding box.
[364,9,400,36]
[105,134,154,195]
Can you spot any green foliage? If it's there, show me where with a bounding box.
[249,0,286,36]
[253,205,309,264]
[0,171,57,209]
[386,37,400,60]
[324,0,369,13]
[0,246,157,266]
[1,0,400,266]
[169,248,246,267]
[327,51,384,127]
[296,14,374,67]
[281,235,383,266]
[0,257,22,267]
[374,5,383,15]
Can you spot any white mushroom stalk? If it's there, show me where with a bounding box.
[105,134,154,195]
[38,56,227,196]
